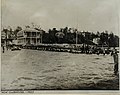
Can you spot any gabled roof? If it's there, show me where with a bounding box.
[24,28,42,32]
[18,27,43,34]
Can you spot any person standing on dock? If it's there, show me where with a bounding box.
[113,49,119,75]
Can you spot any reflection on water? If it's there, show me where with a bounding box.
[1,49,115,90]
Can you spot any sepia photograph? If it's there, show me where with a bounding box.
[1,0,120,92]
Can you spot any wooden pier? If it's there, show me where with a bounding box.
[21,44,72,53]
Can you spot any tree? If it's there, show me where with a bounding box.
[55,32,65,43]
[2,28,9,46]
[14,26,22,39]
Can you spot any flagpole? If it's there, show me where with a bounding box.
[76,8,79,47]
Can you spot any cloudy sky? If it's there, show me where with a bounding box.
[1,0,120,35]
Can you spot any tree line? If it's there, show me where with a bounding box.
[1,26,119,47]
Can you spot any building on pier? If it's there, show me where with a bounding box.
[17,27,44,46]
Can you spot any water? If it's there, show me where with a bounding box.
[1,49,115,90]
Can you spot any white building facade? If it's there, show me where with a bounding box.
[17,27,43,46]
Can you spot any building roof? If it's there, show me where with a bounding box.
[24,28,42,32]
[18,27,43,34]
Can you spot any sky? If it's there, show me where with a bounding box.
[1,0,120,35]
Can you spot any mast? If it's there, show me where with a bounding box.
[76,8,79,47]
[76,29,78,46]
[116,0,119,38]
